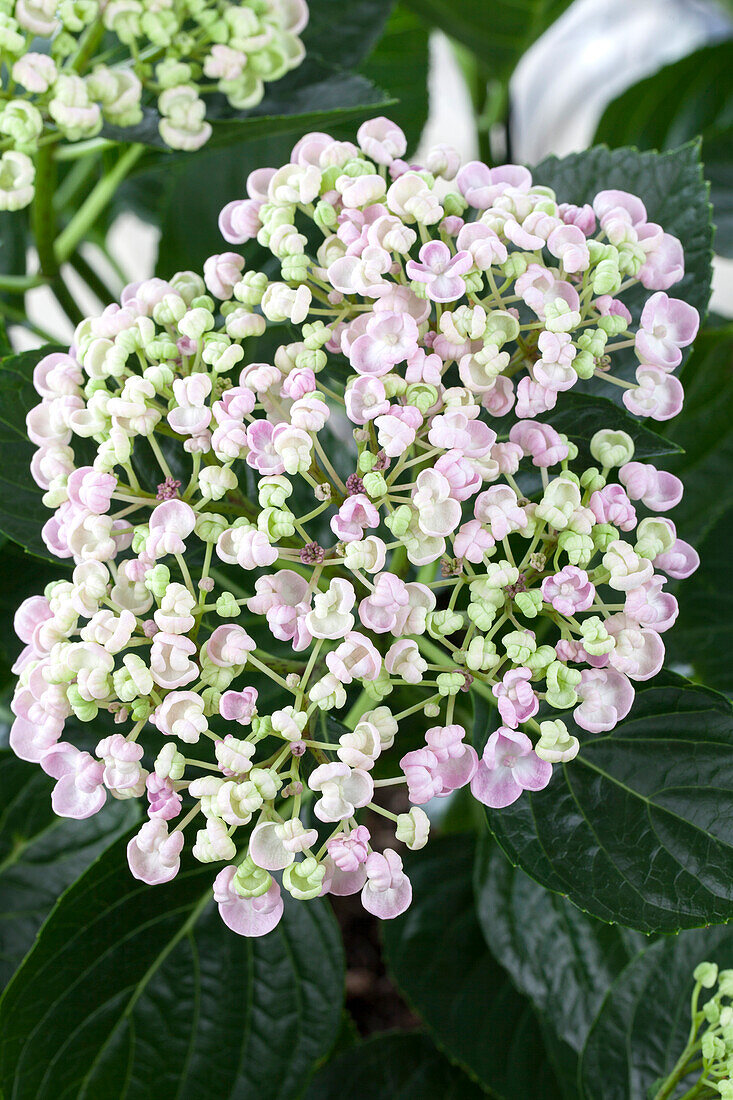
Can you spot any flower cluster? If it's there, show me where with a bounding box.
[0,0,308,209]
[11,117,699,936]
[659,962,733,1099]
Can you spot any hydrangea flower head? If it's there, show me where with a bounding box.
[0,0,309,209]
[12,117,699,934]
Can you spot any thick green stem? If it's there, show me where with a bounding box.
[653,1044,702,1100]
[31,144,84,328]
[55,143,145,264]
[69,18,106,73]
[0,273,46,294]
[32,144,59,279]
[55,137,117,162]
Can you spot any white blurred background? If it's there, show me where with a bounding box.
[14,0,733,348]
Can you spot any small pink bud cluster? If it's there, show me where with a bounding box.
[11,118,699,935]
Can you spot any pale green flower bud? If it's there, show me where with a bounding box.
[590,429,634,468]
[580,616,615,656]
[0,100,43,150]
[281,254,310,283]
[0,13,25,54]
[536,719,579,763]
[158,84,211,151]
[500,252,529,280]
[465,635,499,672]
[87,66,143,127]
[504,629,536,664]
[178,306,215,340]
[524,644,556,678]
[103,0,141,42]
[49,74,102,142]
[436,671,465,696]
[283,856,326,900]
[536,477,581,530]
[515,590,542,618]
[592,259,622,296]
[384,504,412,538]
[295,347,326,373]
[405,382,438,413]
[0,149,35,211]
[362,667,392,701]
[155,742,185,780]
[216,591,240,618]
[577,328,607,358]
[617,240,645,277]
[557,530,594,567]
[545,298,580,333]
[258,506,295,540]
[67,684,98,723]
[233,270,269,306]
[485,310,520,344]
[357,451,377,474]
[302,321,332,350]
[233,856,272,899]
[113,654,154,703]
[382,373,408,398]
[396,807,430,850]
[59,0,96,29]
[427,609,463,639]
[635,517,675,559]
[573,349,596,379]
[597,312,628,337]
[314,199,337,231]
[141,7,177,45]
[144,564,170,598]
[591,523,618,553]
[363,471,387,499]
[545,660,582,710]
[580,467,606,492]
[169,269,205,303]
[194,512,227,543]
[442,191,467,217]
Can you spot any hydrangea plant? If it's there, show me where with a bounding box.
[10,116,700,938]
[0,0,310,211]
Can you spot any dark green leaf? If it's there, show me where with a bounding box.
[593,40,733,257]
[580,926,733,1100]
[657,326,733,691]
[0,833,344,1100]
[0,541,68,672]
[665,505,733,694]
[304,1031,487,1099]
[544,392,682,465]
[382,834,572,1098]
[663,326,733,543]
[473,836,646,1053]
[403,0,573,81]
[532,143,714,384]
[302,0,395,68]
[360,5,429,154]
[0,344,64,560]
[480,675,733,934]
[0,314,10,357]
[0,750,136,991]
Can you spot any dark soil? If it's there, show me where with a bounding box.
[330,790,420,1036]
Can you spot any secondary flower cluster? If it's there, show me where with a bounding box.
[658,962,733,1099]
[0,0,308,209]
[11,117,699,936]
